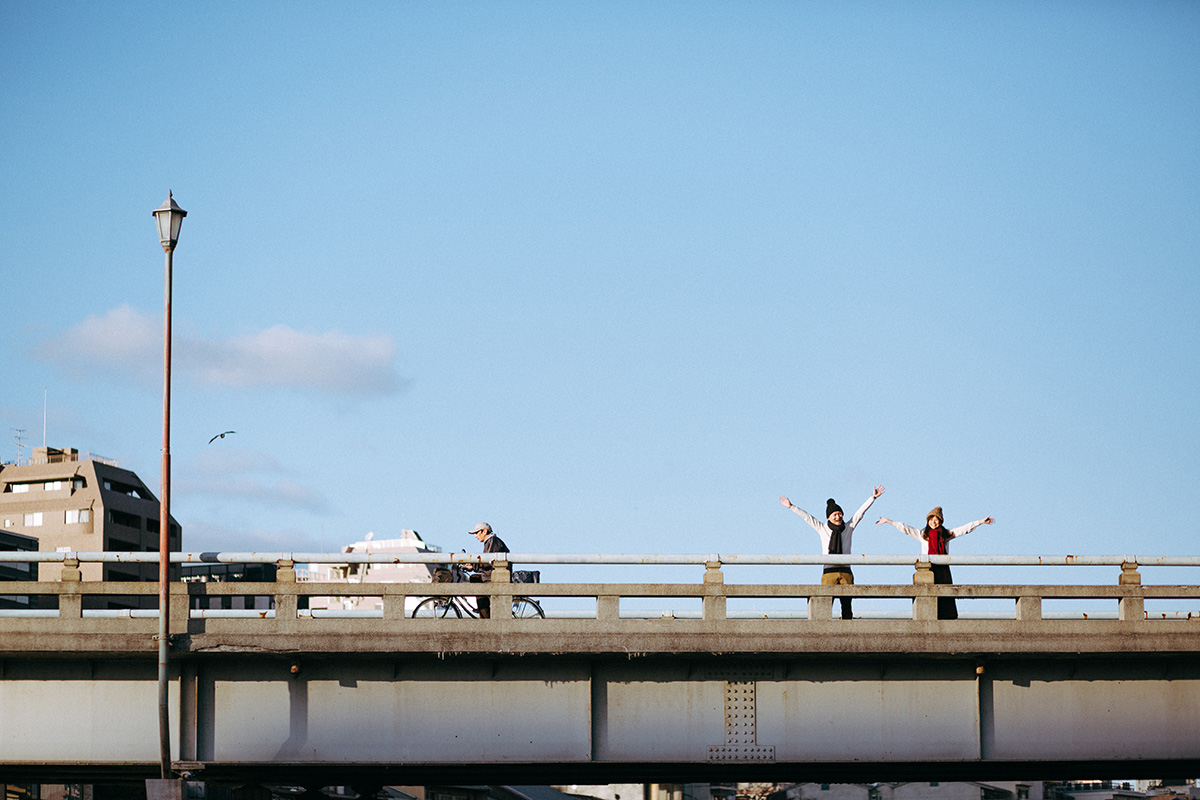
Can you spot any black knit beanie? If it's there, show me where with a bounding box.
[826,498,843,519]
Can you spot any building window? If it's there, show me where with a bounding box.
[45,481,63,491]
[104,480,144,498]
[11,484,30,493]
[108,509,141,529]
[24,512,43,527]
[73,478,86,490]
[65,509,91,524]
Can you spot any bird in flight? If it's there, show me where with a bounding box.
[208,431,236,444]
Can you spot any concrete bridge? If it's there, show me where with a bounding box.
[0,552,1198,785]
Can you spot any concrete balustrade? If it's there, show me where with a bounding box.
[0,552,1197,659]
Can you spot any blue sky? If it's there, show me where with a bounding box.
[2,2,1198,585]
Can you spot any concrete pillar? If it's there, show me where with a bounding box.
[274,559,297,627]
[60,556,82,619]
[492,559,513,620]
[703,560,726,622]
[275,592,298,627]
[597,595,620,620]
[1119,595,1145,621]
[1119,561,1144,621]
[276,559,296,582]
[912,560,937,620]
[912,560,935,584]
[808,595,833,620]
[169,583,190,636]
[1016,596,1042,621]
[383,593,408,621]
[61,556,82,582]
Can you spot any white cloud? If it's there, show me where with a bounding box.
[182,521,323,554]
[32,305,160,383]
[178,474,330,514]
[33,305,404,397]
[177,448,328,513]
[190,448,284,475]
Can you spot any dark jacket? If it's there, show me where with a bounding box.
[480,534,509,580]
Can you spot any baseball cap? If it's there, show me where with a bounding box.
[469,522,492,535]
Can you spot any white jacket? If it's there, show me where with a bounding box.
[787,494,877,555]
[885,519,988,555]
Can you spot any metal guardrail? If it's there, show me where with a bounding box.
[1,551,1198,566]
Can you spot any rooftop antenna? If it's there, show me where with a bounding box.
[43,388,47,447]
[13,428,27,465]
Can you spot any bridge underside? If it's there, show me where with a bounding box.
[3,652,1198,783]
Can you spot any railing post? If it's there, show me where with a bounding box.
[492,559,512,621]
[383,591,408,621]
[808,594,833,621]
[1119,561,1143,621]
[912,560,937,621]
[597,595,620,621]
[1016,596,1042,621]
[169,581,190,635]
[60,556,82,583]
[59,556,82,620]
[276,559,296,583]
[703,559,726,622]
[275,559,297,627]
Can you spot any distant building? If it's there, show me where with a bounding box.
[0,446,181,608]
[1142,782,1199,800]
[182,561,278,611]
[299,529,441,612]
[555,785,647,800]
[777,784,1042,800]
[0,529,38,609]
[1051,783,1145,800]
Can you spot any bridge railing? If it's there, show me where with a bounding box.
[0,552,1198,624]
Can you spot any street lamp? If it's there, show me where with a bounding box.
[152,191,186,781]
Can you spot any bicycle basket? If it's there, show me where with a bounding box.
[512,570,540,584]
[432,567,454,583]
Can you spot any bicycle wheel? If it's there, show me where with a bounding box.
[512,597,545,618]
[413,597,461,618]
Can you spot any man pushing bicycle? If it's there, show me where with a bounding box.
[468,522,509,618]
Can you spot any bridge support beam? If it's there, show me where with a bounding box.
[2,652,1199,783]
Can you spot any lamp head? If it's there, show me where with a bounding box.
[153,191,187,251]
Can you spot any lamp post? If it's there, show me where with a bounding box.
[152,191,186,780]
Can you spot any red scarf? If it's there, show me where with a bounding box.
[925,525,948,555]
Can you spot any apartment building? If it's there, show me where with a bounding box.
[0,446,181,605]
[0,529,38,610]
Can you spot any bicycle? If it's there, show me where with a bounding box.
[411,562,545,618]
